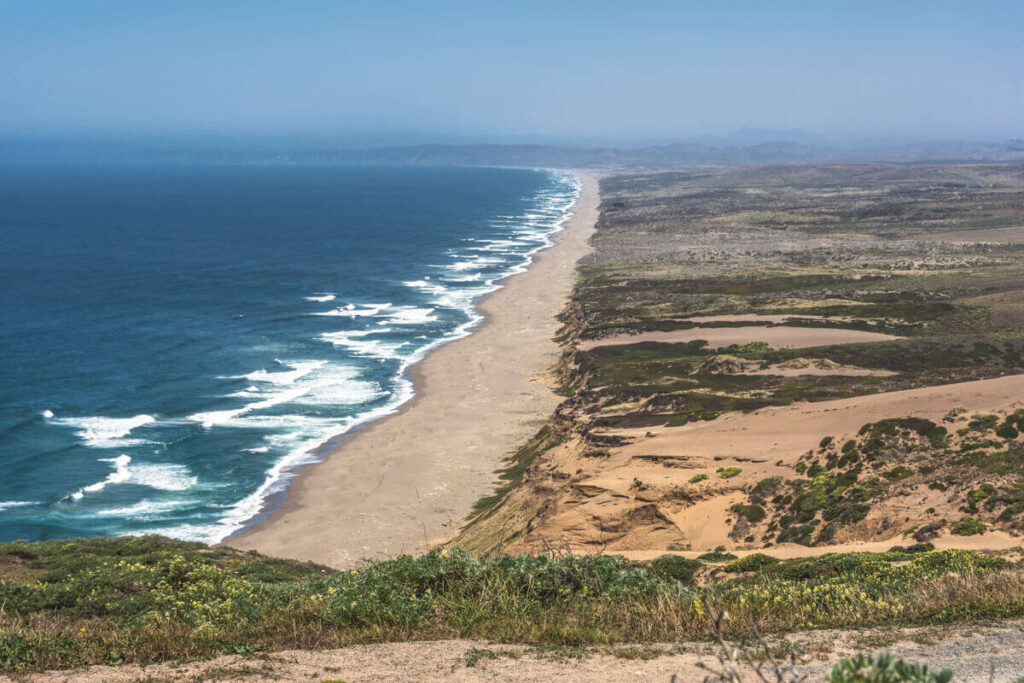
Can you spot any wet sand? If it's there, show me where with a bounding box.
[229,171,599,568]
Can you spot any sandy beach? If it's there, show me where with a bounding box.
[230,171,598,568]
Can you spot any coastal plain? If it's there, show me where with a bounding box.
[455,162,1024,561]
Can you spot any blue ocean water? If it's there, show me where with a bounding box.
[0,163,578,543]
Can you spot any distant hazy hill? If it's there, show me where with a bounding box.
[249,140,1024,168]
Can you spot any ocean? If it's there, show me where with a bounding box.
[0,163,578,543]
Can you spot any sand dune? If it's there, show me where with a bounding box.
[497,373,1024,557]
[610,373,1024,465]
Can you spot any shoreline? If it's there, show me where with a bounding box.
[229,170,599,568]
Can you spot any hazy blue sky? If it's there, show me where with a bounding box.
[1,0,1022,145]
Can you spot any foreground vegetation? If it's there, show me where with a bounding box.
[0,536,1021,671]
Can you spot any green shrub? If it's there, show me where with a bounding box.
[751,477,780,497]
[905,542,935,553]
[968,414,1000,431]
[776,524,816,546]
[648,555,701,584]
[996,423,1019,440]
[731,503,766,524]
[718,467,742,479]
[926,426,948,448]
[950,517,987,536]
[697,546,738,563]
[689,473,709,483]
[883,466,915,482]
[723,553,779,573]
[829,653,951,682]
[966,483,995,512]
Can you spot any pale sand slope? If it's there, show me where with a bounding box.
[17,622,1024,682]
[517,373,1024,559]
[229,172,599,568]
[578,325,900,350]
[610,373,1024,464]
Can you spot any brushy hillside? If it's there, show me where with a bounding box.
[453,163,1024,557]
[727,410,1024,547]
[0,536,1022,671]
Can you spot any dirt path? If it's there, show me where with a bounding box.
[14,622,1024,682]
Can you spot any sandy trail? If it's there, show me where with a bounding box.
[578,325,900,350]
[617,529,1023,562]
[229,172,599,568]
[17,623,1024,682]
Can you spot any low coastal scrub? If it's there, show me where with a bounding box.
[727,411,1024,546]
[1,536,1023,671]
[828,653,952,683]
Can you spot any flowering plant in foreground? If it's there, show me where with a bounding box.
[0,537,1021,670]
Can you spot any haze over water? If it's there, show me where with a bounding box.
[0,163,578,543]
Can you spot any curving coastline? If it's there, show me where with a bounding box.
[230,171,599,568]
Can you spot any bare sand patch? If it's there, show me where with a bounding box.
[609,373,1024,466]
[578,325,900,351]
[229,173,600,569]
[663,491,745,549]
[753,366,895,377]
[683,313,837,323]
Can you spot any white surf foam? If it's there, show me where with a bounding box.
[319,330,408,360]
[312,303,392,317]
[54,414,156,448]
[241,360,325,385]
[95,499,198,518]
[69,455,198,501]
[441,273,483,282]
[190,361,384,428]
[0,501,37,511]
[381,306,438,325]
[304,294,336,302]
[445,255,504,272]
[119,523,227,543]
